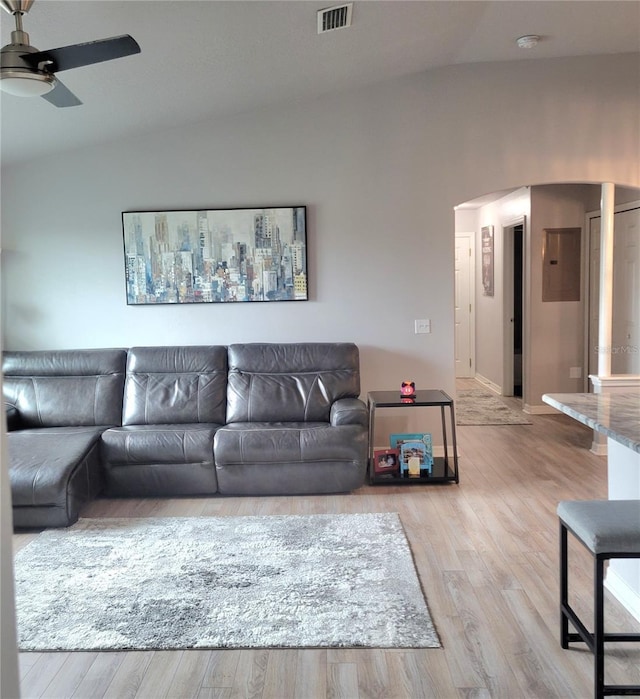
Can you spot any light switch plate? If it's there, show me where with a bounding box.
[415,319,431,334]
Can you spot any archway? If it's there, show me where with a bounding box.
[454,183,640,412]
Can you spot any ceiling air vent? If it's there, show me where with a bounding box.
[317,3,353,34]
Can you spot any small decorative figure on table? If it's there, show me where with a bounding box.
[400,380,416,403]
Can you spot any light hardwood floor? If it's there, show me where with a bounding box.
[12,381,640,698]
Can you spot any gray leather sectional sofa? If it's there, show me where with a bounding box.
[3,343,368,529]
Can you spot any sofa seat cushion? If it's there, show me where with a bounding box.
[101,424,221,465]
[215,422,368,464]
[8,426,106,508]
[214,423,368,496]
[100,424,221,497]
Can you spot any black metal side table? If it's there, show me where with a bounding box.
[367,389,459,485]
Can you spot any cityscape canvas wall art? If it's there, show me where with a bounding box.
[122,207,307,305]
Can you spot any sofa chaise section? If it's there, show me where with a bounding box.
[100,345,227,496]
[8,427,107,529]
[3,349,127,528]
[214,343,368,495]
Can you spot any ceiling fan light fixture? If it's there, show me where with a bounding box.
[1,2,138,107]
[0,69,55,96]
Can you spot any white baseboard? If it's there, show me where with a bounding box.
[523,403,558,415]
[474,374,501,395]
[605,567,640,624]
[590,374,640,391]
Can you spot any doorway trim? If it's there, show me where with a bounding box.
[502,216,527,399]
[454,232,476,378]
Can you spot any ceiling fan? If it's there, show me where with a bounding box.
[0,0,140,107]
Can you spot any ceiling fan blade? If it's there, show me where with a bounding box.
[41,77,82,107]
[23,34,140,73]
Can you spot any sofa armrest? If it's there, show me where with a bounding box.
[4,403,20,431]
[330,398,368,428]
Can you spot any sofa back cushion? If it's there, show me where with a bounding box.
[226,343,361,423]
[122,346,228,425]
[2,349,127,428]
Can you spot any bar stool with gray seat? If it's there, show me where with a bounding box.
[558,499,640,699]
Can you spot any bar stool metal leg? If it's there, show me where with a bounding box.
[594,556,605,699]
[560,521,570,649]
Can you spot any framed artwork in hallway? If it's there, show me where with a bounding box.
[482,225,494,296]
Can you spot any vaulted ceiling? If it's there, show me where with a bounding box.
[1,0,638,165]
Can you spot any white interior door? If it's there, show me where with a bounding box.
[612,208,639,373]
[454,233,475,377]
[589,205,640,376]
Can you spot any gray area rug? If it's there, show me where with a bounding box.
[456,388,532,425]
[14,513,441,651]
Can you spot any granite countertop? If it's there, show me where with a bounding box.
[542,392,640,453]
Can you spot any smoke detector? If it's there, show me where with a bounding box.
[317,4,353,34]
[516,35,540,49]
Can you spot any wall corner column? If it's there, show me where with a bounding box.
[590,182,615,454]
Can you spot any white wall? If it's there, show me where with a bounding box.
[585,186,640,212]
[2,53,639,427]
[527,184,595,406]
[472,188,530,390]
[454,209,478,233]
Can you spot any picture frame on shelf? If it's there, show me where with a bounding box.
[373,448,400,475]
[389,433,433,474]
[400,440,432,475]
